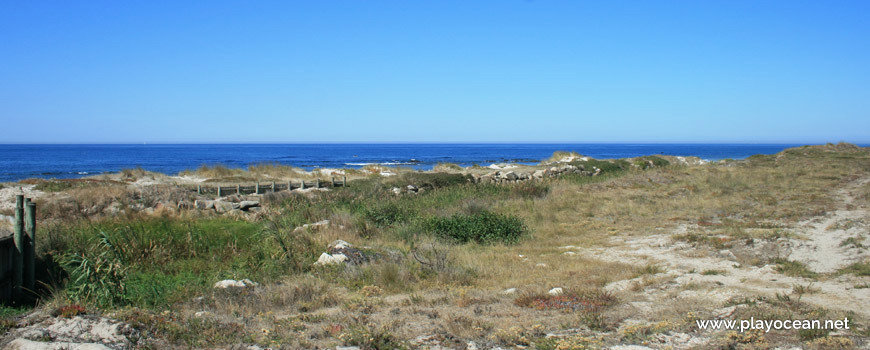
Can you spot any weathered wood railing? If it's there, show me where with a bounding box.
[196,176,348,198]
[1,195,36,304]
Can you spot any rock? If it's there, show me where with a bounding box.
[194,311,212,318]
[5,315,135,350]
[213,279,258,289]
[327,240,369,265]
[214,201,234,213]
[533,170,546,179]
[195,200,215,210]
[536,263,548,268]
[314,252,348,265]
[7,339,113,350]
[391,187,402,195]
[500,288,517,295]
[336,347,361,350]
[519,172,530,180]
[502,171,518,181]
[293,219,330,232]
[330,240,352,250]
[609,346,655,350]
[407,185,418,192]
[102,202,122,216]
[548,287,564,296]
[238,201,260,211]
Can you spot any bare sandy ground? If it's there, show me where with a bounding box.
[567,175,870,319]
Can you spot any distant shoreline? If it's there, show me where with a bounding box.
[1,143,864,183]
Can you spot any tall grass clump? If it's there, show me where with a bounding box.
[60,231,129,307]
[51,217,309,309]
[425,211,527,244]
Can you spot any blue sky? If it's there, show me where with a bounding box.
[1,1,868,143]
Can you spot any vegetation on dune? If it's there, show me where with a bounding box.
[5,144,870,349]
[425,211,527,244]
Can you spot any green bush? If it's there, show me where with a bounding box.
[364,202,416,227]
[394,173,471,189]
[569,159,627,174]
[633,156,670,169]
[425,211,527,244]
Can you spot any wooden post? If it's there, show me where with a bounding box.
[24,201,36,292]
[217,186,222,197]
[344,176,347,187]
[316,179,320,188]
[332,177,336,187]
[271,181,275,192]
[13,195,24,300]
[237,184,241,195]
[255,182,260,194]
[197,185,202,194]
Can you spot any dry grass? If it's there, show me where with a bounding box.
[11,144,870,349]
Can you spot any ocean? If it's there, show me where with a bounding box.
[0,143,843,182]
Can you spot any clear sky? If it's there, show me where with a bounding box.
[1,1,868,143]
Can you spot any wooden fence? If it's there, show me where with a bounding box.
[196,176,348,198]
[1,195,36,304]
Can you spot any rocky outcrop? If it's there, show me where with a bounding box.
[2,314,138,350]
[314,240,369,266]
[473,164,599,184]
[194,198,260,214]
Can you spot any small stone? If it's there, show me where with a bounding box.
[214,279,258,289]
[500,288,517,295]
[548,287,564,296]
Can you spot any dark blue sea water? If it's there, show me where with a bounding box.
[0,143,846,182]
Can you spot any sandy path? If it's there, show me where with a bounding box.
[565,175,870,318]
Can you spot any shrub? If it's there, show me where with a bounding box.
[60,231,129,307]
[569,159,627,174]
[425,211,527,244]
[395,173,470,189]
[633,156,670,169]
[364,202,416,227]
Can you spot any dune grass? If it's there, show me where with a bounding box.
[8,144,870,348]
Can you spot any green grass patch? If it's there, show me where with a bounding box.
[839,261,870,276]
[772,258,818,279]
[51,217,317,309]
[425,211,527,244]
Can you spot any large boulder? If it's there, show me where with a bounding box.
[314,240,369,266]
[502,171,518,181]
[314,252,348,265]
[4,315,137,350]
[194,200,215,210]
[214,201,234,213]
[238,201,260,211]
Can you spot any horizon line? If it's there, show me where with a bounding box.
[1,141,866,146]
